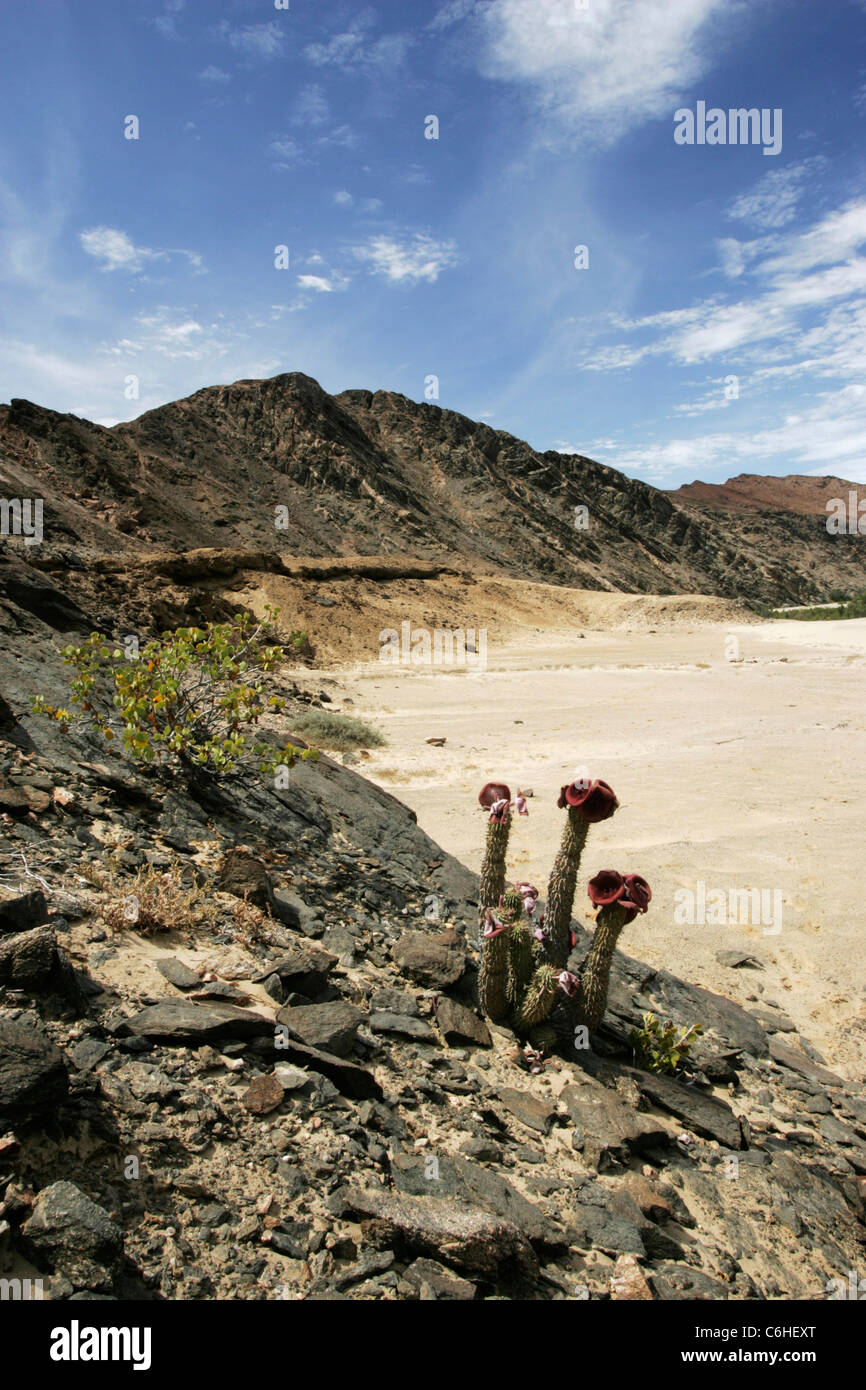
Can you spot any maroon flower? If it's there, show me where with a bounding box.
[515,881,539,914]
[588,870,652,923]
[558,970,581,997]
[557,778,619,822]
[479,782,510,809]
[482,909,510,939]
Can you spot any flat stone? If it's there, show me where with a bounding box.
[715,950,764,969]
[370,987,419,1016]
[155,957,200,990]
[273,1038,382,1101]
[401,1257,476,1300]
[111,1000,273,1045]
[391,1153,556,1246]
[561,1077,670,1168]
[748,1006,797,1034]
[650,1262,731,1301]
[621,1065,744,1149]
[769,1036,844,1087]
[496,1087,556,1135]
[368,1011,438,1042]
[0,1014,69,1120]
[392,931,466,988]
[252,944,337,995]
[273,1064,311,1091]
[276,1002,363,1058]
[341,1186,536,1278]
[0,887,49,936]
[272,889,321,930]
[243,1073,285,1115]
[435,997,492,1047]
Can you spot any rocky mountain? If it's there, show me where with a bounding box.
[671,472,861,517]
[2,373,864,606]
[0,553,865,1303]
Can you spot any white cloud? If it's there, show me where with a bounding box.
[216,21,285,60]
[352,233,459,285]
[304,15,411,75]
[478,0,737,145]
[79,225,203,274]
[602,386,866,482]
[199,65,230,84]
[428,0,480,32]
[727,162,817,230]
[296,273,349,293]
[292,84,329,126]
[269,137,305,170]
[334,190,354,207]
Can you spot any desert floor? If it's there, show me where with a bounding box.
[308,607,866,1080]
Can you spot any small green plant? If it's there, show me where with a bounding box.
[31,607,318,778]
[629,1011,704,1075]
[287,709,385,752]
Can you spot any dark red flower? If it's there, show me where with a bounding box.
[479,782,510,809]
[557,778,619,822]
[588,869,652,923]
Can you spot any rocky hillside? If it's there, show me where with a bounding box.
[2,374,865,606]
[671,473,861,517]
[0,549,864,1302]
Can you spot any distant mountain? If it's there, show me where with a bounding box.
[1,373,864,605]
[670,473,861,517]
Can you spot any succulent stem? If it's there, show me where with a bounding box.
[574,902,631,1032]
[544,809,590,968]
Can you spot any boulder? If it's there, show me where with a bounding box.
[392,931,466,988]
[276,1002,363,1058]
[0,1014,69,1120]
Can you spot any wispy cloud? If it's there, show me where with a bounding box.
[478,0,737,146]
[199,65,231,85]
[727,161,820,230]
[215,21,285,61]
[80,226,203,274]
[268,138,306,171]
[297,272,350,293]
[352,233,460,285]
[304,14,411,76]
[292,84,329,127]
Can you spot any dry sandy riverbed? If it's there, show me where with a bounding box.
[316,616,866,1079]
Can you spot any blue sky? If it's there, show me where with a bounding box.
[1,0,865,486]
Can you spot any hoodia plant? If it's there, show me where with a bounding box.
[476,777,651,1043]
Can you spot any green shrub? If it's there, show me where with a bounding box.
[287,709,385,752]
[32,606,318,778]
[629,1012,703,1075]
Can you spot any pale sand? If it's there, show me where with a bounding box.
[319,617,866,1079]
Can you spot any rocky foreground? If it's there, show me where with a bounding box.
[1,554,865,1302]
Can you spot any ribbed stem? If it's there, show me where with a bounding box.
[506,921,535,1010]
[574,903,629,1032]
[514,964,558,1031]
[544,810,590,968]
[478,816,512,1023]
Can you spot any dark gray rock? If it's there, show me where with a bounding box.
[392,931,466,988]
[215,849,275,912]
[111,1000,274,1045]
[0,1013,69,1118]
[276,1002,364,1058]
[391,1153,557,1246]
[252,943,337,995]
[272,888,321,931]
[650,1262,731,1300]
[368,1011,438,1042]
[401,1257,476,1300]
[21,1181,124,1292]
[0,887,49,936]
[715,950,764,969]
[561,1076,670,1168]
[435,997,492,1047]
[340,1186,537,1278]
[769,1036,844,1087]
[370,987,419,1016]
[496,1087,556,1135]
[622,1066,744,1149]
[0,924,61,989]
[155,957,200,990]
